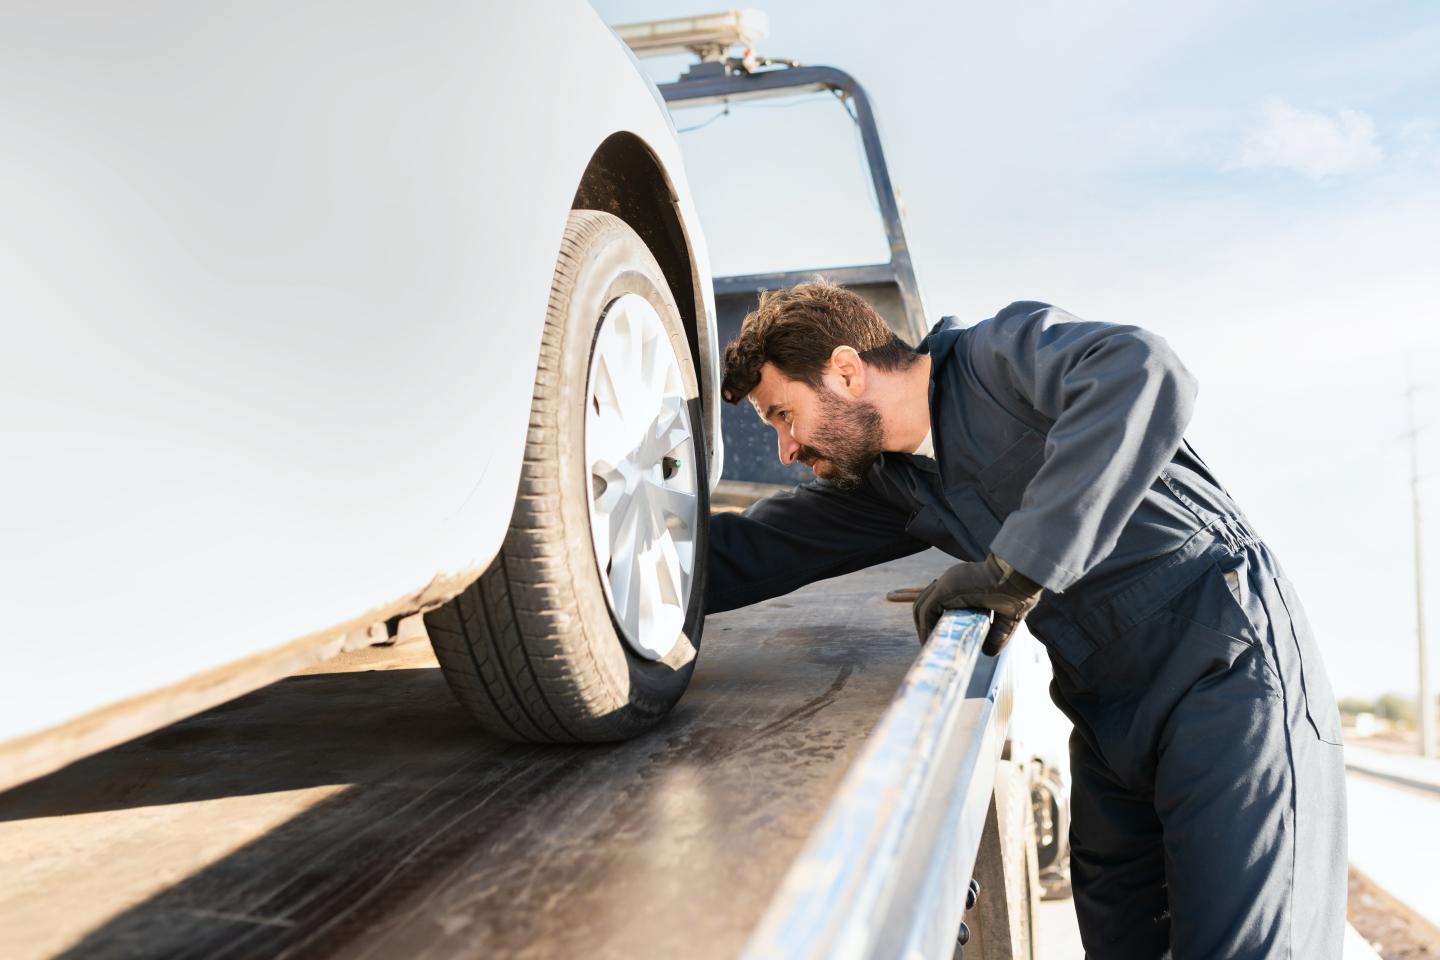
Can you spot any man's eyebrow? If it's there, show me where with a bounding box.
[763,403,782,420]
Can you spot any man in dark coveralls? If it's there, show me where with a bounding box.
[706,282,1347,959]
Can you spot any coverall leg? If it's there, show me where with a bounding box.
[1052,540,1347,960]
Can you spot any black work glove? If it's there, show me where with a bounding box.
[912,554,1044,655]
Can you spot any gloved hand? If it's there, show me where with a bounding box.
[912,554,1044,655]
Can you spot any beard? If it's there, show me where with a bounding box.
[797,389,887,492]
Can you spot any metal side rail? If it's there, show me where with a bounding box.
[743,609,1016,960]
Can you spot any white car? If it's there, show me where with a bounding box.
[0,2,721,789]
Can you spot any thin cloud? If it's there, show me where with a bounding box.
[1399,118,1440,170]
[1237,99,1383,180]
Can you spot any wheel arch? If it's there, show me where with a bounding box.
[570,132,719,473]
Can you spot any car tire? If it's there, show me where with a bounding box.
[425,210,708,743]
[1031,767,1070,874]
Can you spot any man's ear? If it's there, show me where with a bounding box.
[829,345,865,398]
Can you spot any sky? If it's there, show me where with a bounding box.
[593,0,1440,701]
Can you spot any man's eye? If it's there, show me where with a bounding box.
[781,411,792,424]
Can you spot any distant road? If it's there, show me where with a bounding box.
[1345,743,1440,930]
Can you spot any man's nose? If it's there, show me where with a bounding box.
[777,430,800,465]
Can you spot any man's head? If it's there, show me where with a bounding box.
[721,281,920,490]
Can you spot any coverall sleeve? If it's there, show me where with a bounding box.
[973,302,1198,593]
[706,475,928,614]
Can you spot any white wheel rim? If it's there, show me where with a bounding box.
[585,293,698,660]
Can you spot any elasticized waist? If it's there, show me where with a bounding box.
[1041,514,1263,666]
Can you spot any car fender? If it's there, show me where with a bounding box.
[0,1,714,766]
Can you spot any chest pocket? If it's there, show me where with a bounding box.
[937,486,1003,555]
[1275,576,1344,744]
[977,430,1048,516]
[904,504,950,547]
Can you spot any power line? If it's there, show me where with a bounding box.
[675,105,730,133]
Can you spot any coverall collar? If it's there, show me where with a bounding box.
[915,314,966,362]
[914,316,966,474]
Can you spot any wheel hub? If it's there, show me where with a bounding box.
[584,294,698,660]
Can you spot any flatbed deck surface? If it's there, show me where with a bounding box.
[0,551,950,960]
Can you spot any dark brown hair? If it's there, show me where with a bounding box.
[720,280,918,404]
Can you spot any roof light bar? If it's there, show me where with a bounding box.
[614,9,770,61]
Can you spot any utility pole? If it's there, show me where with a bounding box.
[1404,380,1435,758]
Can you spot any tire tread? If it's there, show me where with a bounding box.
[424,211,703,744]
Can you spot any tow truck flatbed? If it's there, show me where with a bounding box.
[1,550,1018,960]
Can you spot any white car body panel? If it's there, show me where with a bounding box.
[0,2,718,764]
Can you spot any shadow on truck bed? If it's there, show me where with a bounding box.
[0,553,947,960]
